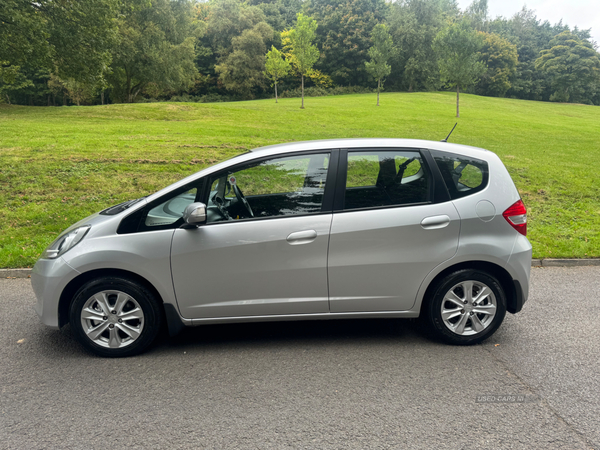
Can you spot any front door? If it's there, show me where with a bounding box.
[170,151,334,319]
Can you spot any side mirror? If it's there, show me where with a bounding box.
[182,202,207,227]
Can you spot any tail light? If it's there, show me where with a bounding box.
[503,200,527,236]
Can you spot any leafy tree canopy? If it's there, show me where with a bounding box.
[0,0,120,81]
[215,22,274,96]
[108,0,200,103]
[475,32,518,97]
[306,0,387,86]
[536,30,600,103]
[388,0,456,92]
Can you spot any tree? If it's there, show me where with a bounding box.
[194,0,268,97]
[475,32,518,97]
[492,7,569,102]
[248,0,303,34]
[264,46,291,102]
[0,0,119,84]
[203,0,267,56]
[306,0,387,87]
[365,24,394,106]
[108,0,199,103]
[282,13,319,109]
[535,31,600,103]
[464,0,489,32]
[388,0,458,92]
[0,64,33,104]
[433,20,487,117]
[215,22,274,97]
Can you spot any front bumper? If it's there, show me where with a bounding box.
[31,257,80,329]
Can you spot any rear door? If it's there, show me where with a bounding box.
[328,148,460,312]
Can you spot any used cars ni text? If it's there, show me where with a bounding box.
[32,139,531,357]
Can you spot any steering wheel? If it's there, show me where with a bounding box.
[232,184,254,218]
[211,194,231,221]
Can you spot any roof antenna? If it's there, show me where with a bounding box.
[441,123,457,142]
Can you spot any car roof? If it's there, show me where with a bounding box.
[248,138,493,159]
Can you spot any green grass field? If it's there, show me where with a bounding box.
[1,91,599,267]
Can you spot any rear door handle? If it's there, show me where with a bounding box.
[286,230,318,245]
[421,215,450,230]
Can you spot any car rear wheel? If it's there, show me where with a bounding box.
[424,269,507,345]
[69,277,162,357]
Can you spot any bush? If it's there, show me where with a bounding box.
[280,85,378,98]
[168,92,246,103]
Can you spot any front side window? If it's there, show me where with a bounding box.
[432,152,489,200]
[206,153,330,223]
[343,150,430,210]
[117,184,201,234]
[145,187,198,227]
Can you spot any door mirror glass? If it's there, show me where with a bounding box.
[183,202,207,225]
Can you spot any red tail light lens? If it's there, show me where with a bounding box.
[503,200,527,236]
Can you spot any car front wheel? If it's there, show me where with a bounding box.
[424,269,507,345]
[69,277,162,357]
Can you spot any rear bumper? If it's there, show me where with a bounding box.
[509,279,526,314]
[507,235,532,314]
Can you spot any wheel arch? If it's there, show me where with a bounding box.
[58,268,166,329]
[419,261,521,316]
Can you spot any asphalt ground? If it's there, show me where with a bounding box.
[1,267,598,449]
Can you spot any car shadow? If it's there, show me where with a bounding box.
[28,317,437,360]
[158,317,432,353]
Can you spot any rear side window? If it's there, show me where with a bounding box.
[432,152,489,200]
[343,150,430,210]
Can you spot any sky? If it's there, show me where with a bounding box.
[455,0,600,46]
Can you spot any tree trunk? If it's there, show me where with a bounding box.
[275,81,278,103]
[132,87,142,103]
[456,85,460,118]
[101,91,104,105]
[301,74,305,109]
[377,78,380,106]
[126,71,132,103]
[5,94,10,105]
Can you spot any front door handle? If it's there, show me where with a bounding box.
[421,215,450,230]
[286,230,318,245]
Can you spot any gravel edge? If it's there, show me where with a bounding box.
[3,259,600,279]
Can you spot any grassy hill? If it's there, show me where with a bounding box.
[1,91,599,267]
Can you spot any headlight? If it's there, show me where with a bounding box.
[42,225,91,259]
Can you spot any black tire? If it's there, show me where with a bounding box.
[69,277,162,357]
[424,269,507,345]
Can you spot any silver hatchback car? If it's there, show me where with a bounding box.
[32,139,531,357]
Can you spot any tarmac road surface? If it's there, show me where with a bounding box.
[1,266,598,449]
